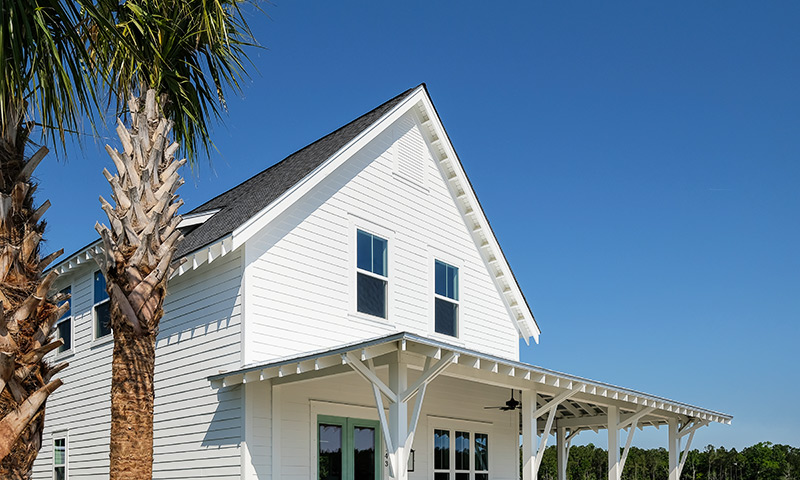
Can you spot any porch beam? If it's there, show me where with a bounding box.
[618,407,656,431]
[679,419,709,439]
[608,405,620,480]
[522,387,537,480]
[399,351,457,403]
[677,427,697,479]
[344,352,398,403]
[533,384,584,419]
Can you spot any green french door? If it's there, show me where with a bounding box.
[318,415,382,480]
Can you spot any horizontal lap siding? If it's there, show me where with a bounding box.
[276,371,519,480]
[34,250,243,480]
[245,111,519,363]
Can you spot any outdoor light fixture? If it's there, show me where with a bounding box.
[408,449,415,472]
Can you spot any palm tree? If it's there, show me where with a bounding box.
[89,1,258,477]
[0,0,99,476]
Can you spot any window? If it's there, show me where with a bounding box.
[434,260,459,337]
[53,436,66,480]
[433,429,488,480]
[318,415,380,480]
[55,287,71,353]
[93,271,112,339]
[356,229,388,319]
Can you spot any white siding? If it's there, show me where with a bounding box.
[244,110,520,363]
[33,249,244,480]
[272,371,519,480]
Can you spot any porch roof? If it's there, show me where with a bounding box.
[209,332,732,430]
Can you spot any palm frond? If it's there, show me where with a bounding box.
[89,0,262,164]
[0,0,99,150]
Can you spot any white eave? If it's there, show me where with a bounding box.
[210,332,732,427]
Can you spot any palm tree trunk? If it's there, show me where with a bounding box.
[96,89,185,480]
[0,103,67,477]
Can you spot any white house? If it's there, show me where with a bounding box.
[34,84,730,480]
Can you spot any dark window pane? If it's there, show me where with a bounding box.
[357,273,386,318]
[434,474,450,480]
[435,260,447,297]
[96,301,112,338]
[94,271,108,303]
[372,236,387,276]
[353,426,375,480]
[57,320,71,352]
[435,298,457,337]
[59,287,71,319]
[475,433,488,471]
[434,429,450,470]
[455,431,470,471]
[319,424,342,480]
[54,467,65,480]
[455,474,469,480]
[476,474,488,480]
[357,230,372,272]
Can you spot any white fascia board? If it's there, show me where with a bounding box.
[51,240,103,275]
[231,86,427,248]
[415,93,541,344]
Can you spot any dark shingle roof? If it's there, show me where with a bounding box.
[175,85,419,257]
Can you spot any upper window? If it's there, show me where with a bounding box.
[356,229,388,319]
[55,287,71,353]
[93,271,112,339]
[53,436,67,480]
[434,260,459,337]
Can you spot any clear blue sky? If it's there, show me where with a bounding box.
[37,1,798,450]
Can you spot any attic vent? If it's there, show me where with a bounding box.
[393,115,426,187]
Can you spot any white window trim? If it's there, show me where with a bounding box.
[428,248,465,342]
[52,430,68,480]
[92,271,112,344]
[348,216,395,325]
[429,418,492,480]
[53,284,74,359]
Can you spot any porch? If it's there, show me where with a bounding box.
[210,332,731,480]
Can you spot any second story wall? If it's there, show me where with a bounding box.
[33,248,244,479]
[242,110,520,364]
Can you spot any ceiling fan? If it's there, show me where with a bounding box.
[484,389,521,411]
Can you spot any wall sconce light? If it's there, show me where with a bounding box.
[408,449,415,472]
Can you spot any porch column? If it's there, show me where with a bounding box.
[557,426,567,480]
[608,406,620,480]
[521,387,536,480]
[389,359,409,480]
[668,418,680,480]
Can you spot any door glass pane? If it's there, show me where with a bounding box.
[434,474,450,480]
[455,431,470,471]
[434,429,450,469]
[319,424,343,480]
[476,474,488,480]
[475,433,488,471]
[455,474,469,480]
[353,426,375,480]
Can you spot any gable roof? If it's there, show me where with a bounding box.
[175,86,417,258]
[53,84,541,343]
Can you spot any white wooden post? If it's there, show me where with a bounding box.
[557,426,567,480]
[668,418,680,480]
[521,388,537,480]
[608,406,620,480]
[389,359,408,480]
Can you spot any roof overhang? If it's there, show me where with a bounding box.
[209,332,732,429]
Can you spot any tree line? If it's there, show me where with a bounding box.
[531,442,800,480]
